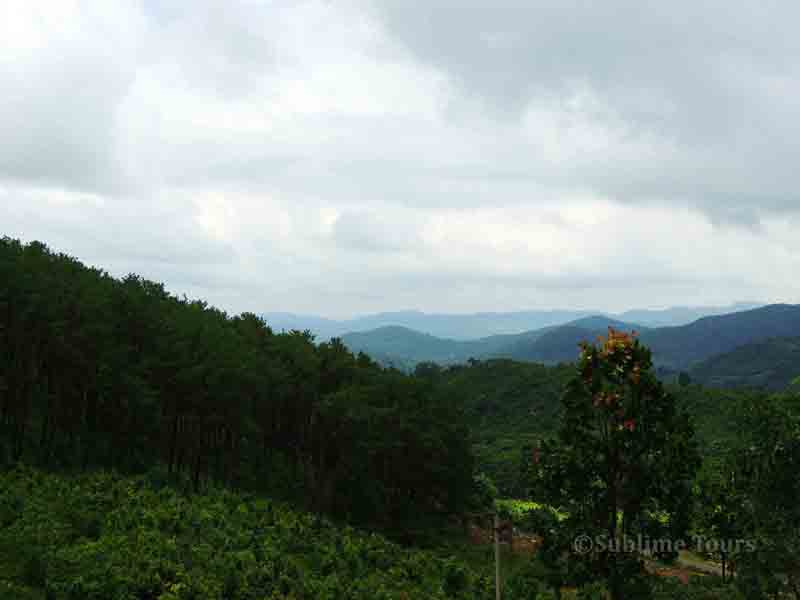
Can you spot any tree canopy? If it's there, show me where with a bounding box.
[0,237,473,529]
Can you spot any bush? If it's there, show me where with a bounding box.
[0,466,497,600]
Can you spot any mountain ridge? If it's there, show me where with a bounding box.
[335,304,800,373]
[262,302,762,341]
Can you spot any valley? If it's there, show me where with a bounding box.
[1,237,798,599]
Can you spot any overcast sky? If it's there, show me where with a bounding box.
[3,1,799,318]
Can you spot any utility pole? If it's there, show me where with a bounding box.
[494,512,501,600]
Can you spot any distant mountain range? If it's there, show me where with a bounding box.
[332,305,800,385]
[262,302,762,341]
[339,316,648,367]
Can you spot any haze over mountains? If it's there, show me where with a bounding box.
[262,304,800,390]
[263,302,761,341]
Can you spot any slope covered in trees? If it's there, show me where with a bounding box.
[638,304,800,369]
[337,305,800,370]
[5,236,800,598]
[419,360,573,495]
[427,356,794,496]
[340,326,548,367]
[0,237,473,529]
[339,320,640,368]
[689,336,800,390]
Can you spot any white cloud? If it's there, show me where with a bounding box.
[1,0,798,318]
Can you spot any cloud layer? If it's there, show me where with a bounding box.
[2,0,799,317]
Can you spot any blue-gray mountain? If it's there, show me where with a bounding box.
[262,302,761,341]
[328,305,800,379]
[689,336,800,391]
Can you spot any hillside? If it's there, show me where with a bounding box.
[428,357,794,496]
[0,238,473,530]
[639,304,800,369]
[341,326,478,365]
[427,360,574,494]
[0,467,493,600]
[690,336,800,390]
[617,302,762,327]
[566,315,647,331]
[494,318,643,364]
[341,305,800,372]
[340,319,642,368]
[341,326,551,367]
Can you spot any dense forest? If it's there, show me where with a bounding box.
[2,236,800,599]
[0,237,473,530]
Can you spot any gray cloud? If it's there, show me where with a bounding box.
[365,0,800,217]
[1,1,799,317]
[0,24,136,194]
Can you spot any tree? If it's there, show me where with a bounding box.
[730,393,800,599]
[678,371,691,387]
[534,328,700,599]
[694,457,743,582]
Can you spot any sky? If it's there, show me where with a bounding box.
[2,0,799,319]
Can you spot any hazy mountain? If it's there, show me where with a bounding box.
[341,319,643,367]
[337,304,800,371]
[259,312,344,340]
[340,326,549,366]
[262,302,762,341]
[493,318,644,364]
[264,309,599,340]
[618,302,762,327]
[565,315,648,331]
[639,304,800,370]
[689,336,800,391]
[341,326,475,365]
[507,304,800,369]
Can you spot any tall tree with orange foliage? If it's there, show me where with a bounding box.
[533,328,700,599]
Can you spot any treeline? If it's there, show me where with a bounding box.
[0,237,473,527]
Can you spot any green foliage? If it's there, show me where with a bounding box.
[637,304,800,370]
[533,329,701,600]
[651,575,744,599]
[0,237,473,530]
[725,393,800,599]
[689,336,800,390]
[431,358,573,494]
[0,467,496,600]
[495,499,566,535]
[469,472,498,511]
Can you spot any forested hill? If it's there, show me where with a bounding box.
[340,325,548,366]
[421,359,574,495]
[689,336,800,390]
[339,318,639,368]
[338,304,800,374]
[424,356,797,495]
[638,303,800,369]
[0,237,473,529]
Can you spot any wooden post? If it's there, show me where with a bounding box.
[494,512,501,600]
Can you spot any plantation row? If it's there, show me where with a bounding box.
[0,466,498,599]
[0,466,755,600]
